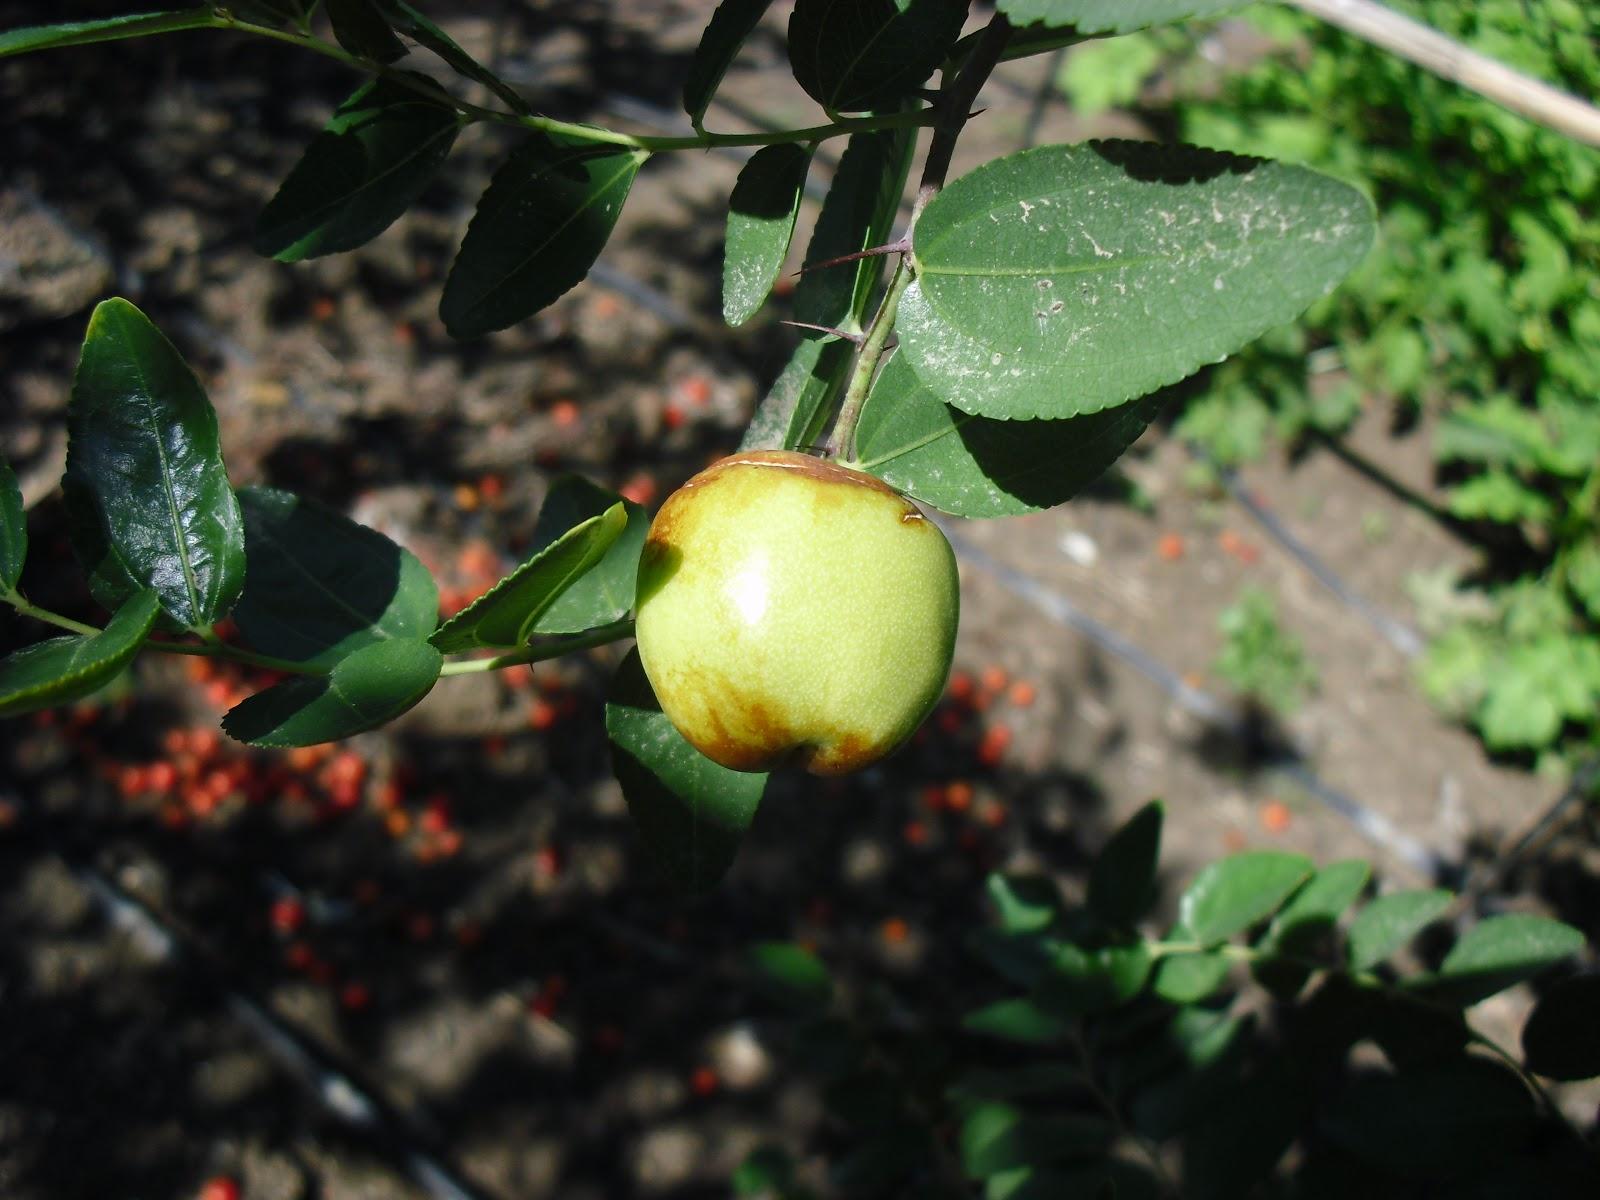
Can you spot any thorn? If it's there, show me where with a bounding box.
[780,320,865,344]
[793,238,911,277]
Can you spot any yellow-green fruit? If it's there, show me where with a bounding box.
[634,450,959,776]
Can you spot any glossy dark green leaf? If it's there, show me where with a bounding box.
[959,1102,1115,1178]
[377,0,530,114]
[996,0,1247,34]
[0,456,24,593]
[851,351,1168,516]
[326,0,406,61]
[1178,850,1312,947]
[0,590,158,717]
[605,647,767,894]
[430,502,626,651]
[0,10,213,58]
[788,0,968,113]
[900,141,1374,420]
[724,143,813,326]
[254,77,461,261]
[1425,914,1585,1007]
[1320,1058,1538,1177]
[987,873,1061,935]
[683,0,774,129]
[440,136,646,337]
[1521,975,1600,1081]
[1346,888,1453,973]
[64,298,245,630]
[232,487,438,670]
[962,996,1068,1044]
[527,477,647,636]
[739,334,855,452]
[1150,948,1229,1003]
[793,127,913,330]
[222,638,441,747]
[1087,799,1164,929]
[747,941,833,1014]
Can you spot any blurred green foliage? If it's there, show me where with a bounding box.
[1214,586,1317,716]
[1063,1,1600,762]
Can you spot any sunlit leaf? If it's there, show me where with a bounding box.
[739,334,855,452]
[1177,850,1312,946]
[526,477,648,636]
[995,0,1251,34]
[1346,888,1453,973]
[724,143,813,326]
[0,10,213,58]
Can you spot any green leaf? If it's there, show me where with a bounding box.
[1346,888,1454,973]
[0,590,159,717]
[0,10,214,58]
[683,0,774,129]
[1320,1058,1538,1177]
[724,143,813,326]
[1150,949,1229,1003]
[526,477,647,635]
[962,996,1068,1044]
[254,77,461,261]
[793,127,913,331]
[232,487,439,670]
[222,638,441,747]
[995,1,1250,34]
[899,141,1374,420]
[732,1145,796,1197]
[987,873,1061,935]
[326,0,407,62]
[1180,1067,1305,1200]
[788,0,968,113]
[959,1102,1116,1178]
[946,1062,1091,1105]
[377,0,531,115]
[64,298,245,630]
[1035,941,1152,1014]
[1521,975,1600,1081]
[0,455,24,593]
[984,1161,1163,1200]
[747,941,833,1014]
[1087,799,1164,928]
[430,501,626,651]
[739,335,855,452]
[605,647,766,894]
[1257,858,1370,993]
[1427,914,1585,1007]
[852,349,1168,517]
[440,136,646,337]
[1177,850,1313,946]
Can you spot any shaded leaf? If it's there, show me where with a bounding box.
[900,141,1373,420]
[1087,799,1163,928]
[852,350,1168,516]
[222,638,441,747]
[0,455,24,592]
[739,334,855,452]
[683,0,774,128]
[724,143,813,326]
[985,1161,1163,1200]
[64,298,244,630]
[377,0,530,114]
[326,0,407,61]
[0,590,159,717]
[946,1062,1091,1105]
[828,1124,926,1194]
[962,996,1068,1044]
[232,487,439,670]
[1346,888,1453,973]
[1150,949,1229,1003]
[1177,850,1312,946]
[1181,1066,1305,1200]
[995,0,1249,35]
[987,873,1061,935]
[1426,914,1586,1007]
[793,127,913,330]
[1521,974,1600,1081]
[605,647,767,894]
[441,136,646,337]
[960,1102,1115,1178]
[1320,1058,1538,1177]
[430,502,626,651]
[747,942,833,1014]
[0,10,213,58]
[255,77,461,261]
[1257,858,1370,995]
[526,477,647,635]
[1036,940,1152,1014]
[788,0,968,113]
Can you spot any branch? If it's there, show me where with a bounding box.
[1287,0,1600,147]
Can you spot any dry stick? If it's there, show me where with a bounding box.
[1287,0,1600,147]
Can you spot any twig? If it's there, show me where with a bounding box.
[1287,0,1600,147]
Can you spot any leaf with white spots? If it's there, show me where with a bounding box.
[724,143,813,327]
[899,141,1374,421]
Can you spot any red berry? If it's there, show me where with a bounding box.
[198,1175,241,1200]
[269,896,307,936]
[339,981,372,1012]
[689,1065,720,1097]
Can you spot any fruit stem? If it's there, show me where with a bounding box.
[437,618,636,676]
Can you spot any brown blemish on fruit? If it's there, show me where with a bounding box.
[676,450,924,520]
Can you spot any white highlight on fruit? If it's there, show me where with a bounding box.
[727,556,770,626]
